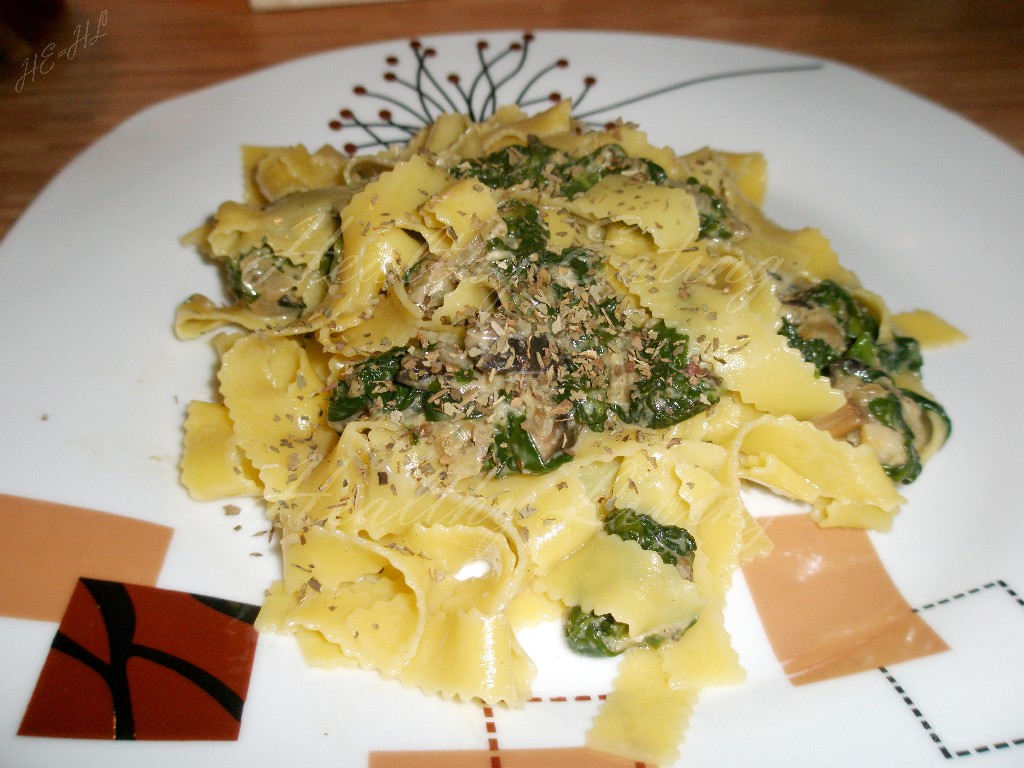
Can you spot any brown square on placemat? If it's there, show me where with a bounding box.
[19,578,261,740]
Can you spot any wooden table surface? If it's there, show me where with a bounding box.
[1,0,1021,242]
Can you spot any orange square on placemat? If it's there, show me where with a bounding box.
[0,493,173,621]
[741,513,948,685]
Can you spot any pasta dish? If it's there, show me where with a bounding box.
[174,101,956,764]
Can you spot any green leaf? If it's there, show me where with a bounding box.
[488,411,573,477]
[563,604,698,658]
[780,280,881,375]
[563,605,630,657]
[327,345,478,424]
[226,257,260,303]
[901,387,951,443]
[616,320,719,429]
[319,241,339,279]
[603,507,696,567]
[557,144,667,198]
[277,294,306,312]
[487,200,551,277]
[685,176,735,240]
[570,391,609,433]
[327,348,415,422]
[878,335,923,375]
[451,135,557,189]
[779,318,838,372]
[867,392,922,484]
[453,137,666,199]
[562,509,699,658]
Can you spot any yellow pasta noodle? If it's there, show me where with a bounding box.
[176,101,955,764]
[180,400,262,500]
[588,647,698,766]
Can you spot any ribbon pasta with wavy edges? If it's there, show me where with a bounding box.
[175,100,957,765]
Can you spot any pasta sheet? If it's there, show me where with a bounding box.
[175,101,954,766]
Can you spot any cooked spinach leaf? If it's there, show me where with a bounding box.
[486,200,552,280]
[327,346,471,424]
[830,359,950,485]
[488,411,573,477]
[877,335,923,376]
[780,280,879,374]
[451,136,559,190]
[563,605,695,658]
[684,176,735,240]
[452,136,666,199]
[901,387,952,441]
[779,318,838,372]
[781,279,922,376]
[603,507,696,568]
[327,348,414,422]
[226,256,260,303]
[780,280,949,485]
[558,143,667,198]
[564,605,631,657]
[616,320,720,429]
[866,392,922,484]
[487,201,604,291]
[562,508,699,657]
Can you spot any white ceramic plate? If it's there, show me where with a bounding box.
[1,30,1022,768]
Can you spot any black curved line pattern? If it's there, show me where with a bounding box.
[82,579,137,739]
[485,37,534,117]
[50,630,108,678]
[571,63,822,120]
[131,644,246,721]
[50,579,255,739]
[49,628,135,738]
[190,592,261,625]
[329,32,824,152]
[411,43,441,121]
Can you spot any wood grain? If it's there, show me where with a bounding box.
[1,0,1021,241]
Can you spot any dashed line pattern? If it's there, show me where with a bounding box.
[912,580,1023,614]
[482,582,1022,764]
[482,696,648,768]
[481,706,501,768]
[526,694,608,703]
[881,579,1023,760]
